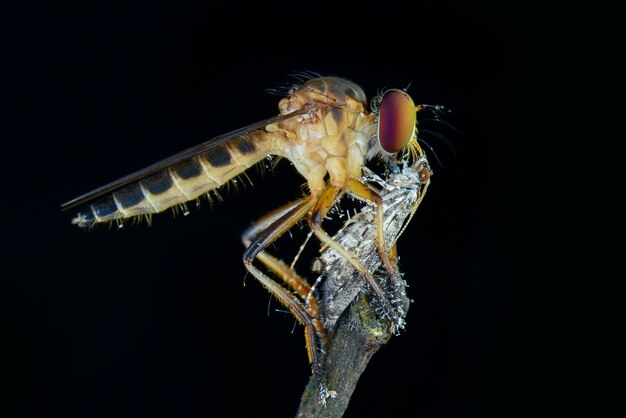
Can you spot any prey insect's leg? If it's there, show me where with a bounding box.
[398,179,431,240]
[308,186,389,305]
[242,197,335,402]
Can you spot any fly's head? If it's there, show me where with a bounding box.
[368,88,425,163]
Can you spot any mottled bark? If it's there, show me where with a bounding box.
[296,292,404,417]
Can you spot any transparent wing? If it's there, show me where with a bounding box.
[61,109,312,211]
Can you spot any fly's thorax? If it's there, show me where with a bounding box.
[275,103,373,195]
[278,77,367,115]
[321,109,371,187]
[284,140,328,196]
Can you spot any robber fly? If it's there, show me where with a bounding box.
[62,74,429,402]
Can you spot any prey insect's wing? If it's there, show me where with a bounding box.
[61,109,312,211]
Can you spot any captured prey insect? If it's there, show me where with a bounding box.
[240,155,432,402]
[61,75,430,403]
[317,155,431,335]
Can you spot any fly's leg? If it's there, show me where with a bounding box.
[247,251,333,399]
[344,179,407,325]
[242,197,335,403]
[241,200,327,349]
[245,262,337,403]
[386,242,409,333]
[389,242,398,262]
[308,186,393,315]
[249,251,327,349]
[345,179,397,280]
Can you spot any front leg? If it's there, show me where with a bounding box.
[345,178,398,282]
[308,186,392,314]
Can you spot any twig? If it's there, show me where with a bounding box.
[296,291,406,417]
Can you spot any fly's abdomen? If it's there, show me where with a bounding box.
[72,134,275,228]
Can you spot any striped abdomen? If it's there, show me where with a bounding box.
[72,133,275,228]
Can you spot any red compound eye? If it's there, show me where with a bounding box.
[377,89,416,153]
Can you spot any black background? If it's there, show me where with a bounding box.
[3,1,526,417]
